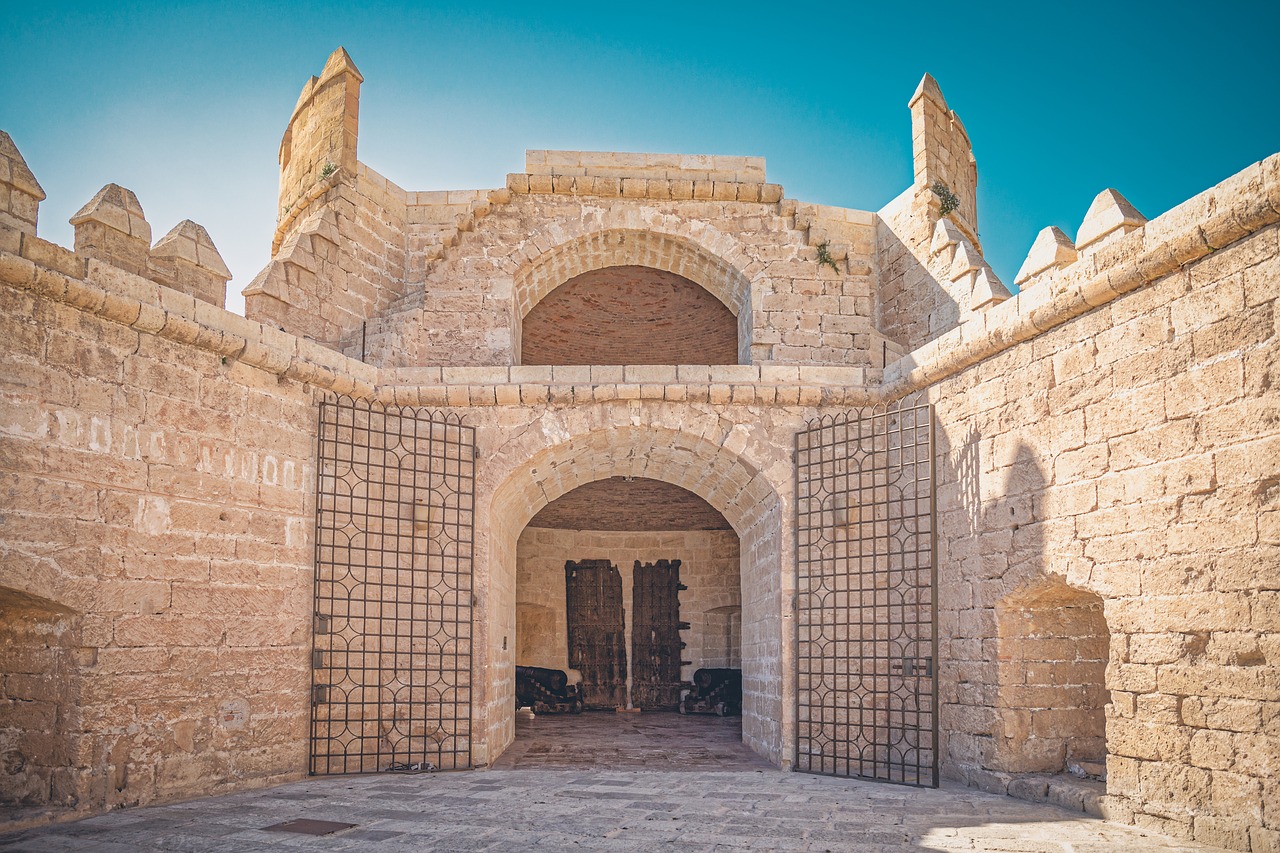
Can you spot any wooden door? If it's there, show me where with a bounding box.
[565,559,627,709]
[631,559,686,710]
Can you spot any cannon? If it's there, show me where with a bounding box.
[515,665,583,714]
[679,667,742,716]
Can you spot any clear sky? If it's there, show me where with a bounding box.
[3,1,1278,316]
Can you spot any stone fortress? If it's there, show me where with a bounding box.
[1,46,1277,850]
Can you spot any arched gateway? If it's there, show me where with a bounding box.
[5,47,1273,847]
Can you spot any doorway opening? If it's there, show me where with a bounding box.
[507,476,751,766]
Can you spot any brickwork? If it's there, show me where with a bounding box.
[521,266,738,365]
[0,589,83,811]
[527,477,732,531]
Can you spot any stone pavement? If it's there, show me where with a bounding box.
[0,769,1234,853]
[491,710,774,770]
[0,714,1232,852]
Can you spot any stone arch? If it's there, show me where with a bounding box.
[481,423,787,766]
[511,227,757,364]
[993,574,1110,778]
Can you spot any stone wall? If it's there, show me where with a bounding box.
[0,235,317,818]
[515,527,741,694]
[923,208,1280,849]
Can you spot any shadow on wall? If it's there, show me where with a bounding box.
[936,432,1111,809]
[0,587,87,822]
[876,223,960,356]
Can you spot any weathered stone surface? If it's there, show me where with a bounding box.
[0,56,1277,853]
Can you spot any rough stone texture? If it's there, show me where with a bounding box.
[930,222,1280,849]
[0,50,1277,852]
[0,239,316,818]
[0,132,44,236]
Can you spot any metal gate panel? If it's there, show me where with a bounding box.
[311,396,475,775]
[795,395,937,786]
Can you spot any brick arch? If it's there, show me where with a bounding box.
[480,422,788,768]
[511,227,757,364]
[491,424,778,536]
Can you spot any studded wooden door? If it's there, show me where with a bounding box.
[631,559,687,710]
[565,559,627,709]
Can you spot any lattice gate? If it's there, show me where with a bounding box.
[795,395,937,786]
[310,396,475,775]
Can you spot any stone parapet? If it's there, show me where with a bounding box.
[506,172,784,205]
[0,239,881,410]
[885,152,1280,395]
[526,149,766,184]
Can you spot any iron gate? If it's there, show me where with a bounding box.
[795,395,937,786]
[311,396,475,775]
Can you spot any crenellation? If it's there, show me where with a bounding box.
[1077,188,1148,253]
[0,131,45,235]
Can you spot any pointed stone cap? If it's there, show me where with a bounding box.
[930,218,964,255]
[1076,188,1146,250]
[320,46,363,84]
[950,240,983,281]
[1014,226,1078,285]
[0,130,46,200]
[910,73,947,109]
[151,220,231,279]
[972,265,1012,310]
[69,183,152,243]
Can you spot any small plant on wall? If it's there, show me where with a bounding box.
[931,180,960,216]
[319,161,338,180]
[815,240,841,274]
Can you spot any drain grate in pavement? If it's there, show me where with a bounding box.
[262,818,357,836]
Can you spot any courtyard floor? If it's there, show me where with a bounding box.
[0,713,1231,852]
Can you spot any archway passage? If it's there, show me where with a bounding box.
[516,478,739,708]
[506,476,759,769]
[486,424,785,769]
[519,266,738,365]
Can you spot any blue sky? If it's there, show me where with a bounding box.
[2,1,1278,316]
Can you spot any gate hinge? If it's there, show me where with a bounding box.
[312,684,329,705]
[313,613,331,635]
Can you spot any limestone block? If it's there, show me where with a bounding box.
[1015,226,1079,285]
[930,217,964,257]
[971,266,1012,310]
[1077,188,1147,251]
[151,220,232,308]
[69,184,152,276]
[0,130,46,234]
[950,239,983,282]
